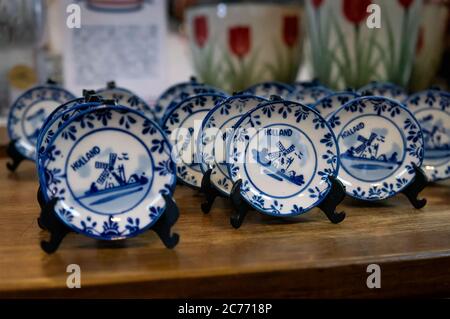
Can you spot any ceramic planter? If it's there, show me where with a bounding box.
[186,2,304,93]
[305,0,423,90]
[409,0,449,91]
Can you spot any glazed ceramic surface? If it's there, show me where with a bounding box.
[162,93,227,188]
[288,86,333,106]
[242,82,293,99]
[198,94,268,196]
[96,86,157,120]
[312,91,360,119]
[186,3,303,92]
[329,96,424,200]
[156,81,227,121]
[358,82,408,101]
[305,0,422,89]
[7,84,76,160]
[404,90,450,181]
[228,100,340,216]
[36,102,104,170]
[39,106,176,240]
[410,1,449,91]
[291,79,322,91]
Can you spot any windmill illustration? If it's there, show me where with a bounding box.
[253,141,305,186]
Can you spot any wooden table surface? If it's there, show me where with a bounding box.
[0,158,450,298]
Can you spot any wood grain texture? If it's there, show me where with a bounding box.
[0,159,449,298]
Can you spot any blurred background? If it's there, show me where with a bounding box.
[0,0,449,129]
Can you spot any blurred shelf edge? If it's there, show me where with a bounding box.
[0,159,450,298]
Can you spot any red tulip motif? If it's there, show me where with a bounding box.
[229,26,251,58]
[342,0,371,26]
[283,15,300,48]
[194,15,208,48]
[312,0,324,8]
[398,0,414,9]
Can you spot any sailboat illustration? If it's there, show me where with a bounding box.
[79,153,148,206]
[25,108,46,142]
[419,115,450,160]
[252,141,305,186]
[341,133,401,172]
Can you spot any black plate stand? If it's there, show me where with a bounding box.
[401,164,428,209]
[38,193,180,254]
[200,169,223,214]
[229,176,347,229]
[6,140,28,172]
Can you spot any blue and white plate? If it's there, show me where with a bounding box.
[288,86,333,106]
[7,84,76,160]
[198,94,268,196]
[329,96,424,201]
[155,79,227,121]
[404,90,450,181]
[358,82,408,101]
[242,81,293,99]
[228,100,340,216]
[39,106,176,240]
[162,93,227,188]
[96,85,157,120]
[312,91,360,119]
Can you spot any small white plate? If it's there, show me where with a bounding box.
[39,105,176,240]
[7,84,76,160]
[312,91,360,119]
[288,86,333,106]
[329,96,424,200]
[358,82,408,101]
[198,94,268,196]
[162,93,227,188]
[242,81,293,99]
[228,99,340,216]
[404,89,450,181]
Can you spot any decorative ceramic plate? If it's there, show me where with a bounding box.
[39,106,176,240]
[242,81,293,99]
[312,91,360,119]
[162,93,227,188]
[404,90,450,181]
[36,101,104,169]
[358,82,408,101]
[329,96,424,200]
[198,94,268,196]
[96,85,157,120]
[155,79,227,121]
[7,84,76,160]
[288,86,333,106]
[228,100,340,216]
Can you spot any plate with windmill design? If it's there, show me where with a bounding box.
[358,82,408,102]
[312,91,360,119]
[242,81,293,99]
[38,106,176,240]
[7,84,76,160]
[328,96,424,200]
[162,93,227,188]
[96,83,157,120]
[403,89,450,181]
[198,94,268,196]
[227,99,340,216]
[288,85,333,106]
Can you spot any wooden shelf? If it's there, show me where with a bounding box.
[0,158,450,298]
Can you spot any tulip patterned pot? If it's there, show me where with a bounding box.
[305,0,422,89]
[186,2,304,93]
[409,0,449,91]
